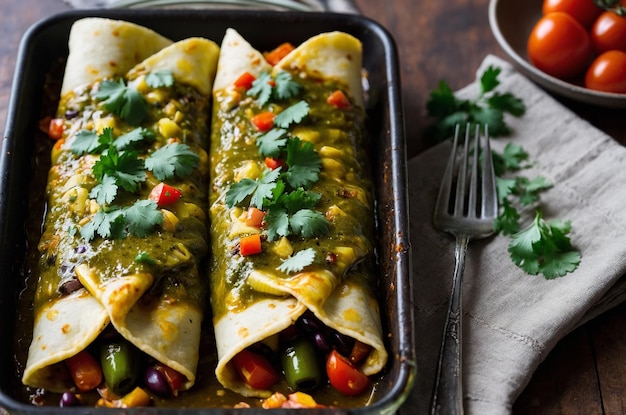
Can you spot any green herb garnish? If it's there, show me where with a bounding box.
[426,65,526,143]
[426,66,581,278]
[95,79,148,126]
[277,248,316,273]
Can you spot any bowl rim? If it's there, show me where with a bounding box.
[488,0,626,108]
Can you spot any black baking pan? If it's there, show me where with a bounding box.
[0,9,414,414]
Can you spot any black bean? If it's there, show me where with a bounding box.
[59,391,79,407]
[298,311,325,334]
[312,332,332,352]
[331,331,355,357]
[144,366,169,396]
[58,278,83,295]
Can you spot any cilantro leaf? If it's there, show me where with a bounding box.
[226,178,259,207]
[124,199,163,237]
[257,128,287,157]
[284,137,321,188]
[274,101,309,128]
[265,208,289,241]
[146,70,174,88]
[480,66,500,94]
[92,146,146,192]
[89,174,118,205]
[95,79,148,126]
[72,129,104,156]
[277,248,316,274]
[289,209,330,238]
[250,168,281,208]
[274,71,302,100]
[508,211,581,279]
[493,143,529,175]
[145,143,199,180]
[517,176,552,206]
[493,198,521,235]
[426,65,526,142]
[114,128,153,151]
[80,208,126,241]
[248,72,273,106]
[278,188,321,213]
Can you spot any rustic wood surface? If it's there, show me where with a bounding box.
[1,0,625,413]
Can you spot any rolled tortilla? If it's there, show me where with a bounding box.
[209,29,387,398]
[23,18,219,393]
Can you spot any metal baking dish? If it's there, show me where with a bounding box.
[0,9,414,414]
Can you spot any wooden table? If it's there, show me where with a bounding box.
[1,0,625,413]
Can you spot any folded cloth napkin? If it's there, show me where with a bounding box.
[404,54,626,414]
[64,0,358,13]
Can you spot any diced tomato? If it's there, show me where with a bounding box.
[233,349,279,389]
[327,90,351,109]
[234,71,256,90]
[65,350,103,392]
[325,350,370,396]
[264,157,287,171]
[47,117,65,140]
[239,234,262,256]
[251,111,275,132]
[245,207,266,227]
[264,42,295,66]
[149,183,182,207]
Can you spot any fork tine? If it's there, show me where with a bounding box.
[467,124,480,217]
[435,124,461,216]
[453,125,471,216]
[481,124,498,218]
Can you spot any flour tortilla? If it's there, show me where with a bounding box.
[23,18,219,392]
[210,29,386,398]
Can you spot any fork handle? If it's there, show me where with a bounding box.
[430,234,469,415]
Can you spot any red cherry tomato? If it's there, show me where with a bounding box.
[527,12,593,79]
[65,350,103,392]
[585,50,626,93]
[542,0,602,28]
[590,11,626,53]
[149,183,182,207]
[233,349,279,389]
[325,350,370,396]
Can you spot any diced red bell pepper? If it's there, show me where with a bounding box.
[234,71,256,90]
[263,42,295,66]
[149,183,182,207]
[327,90,351,109]
[264,157,287,171]
[251,111,275,132]
[239,234,262,256]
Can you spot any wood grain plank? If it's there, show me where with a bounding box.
[513,326,602,414]
[589,302,626,414]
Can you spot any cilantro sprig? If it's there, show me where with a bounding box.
[95,79,148,126]
[426,66,526,142]
[226,71,331,254]
[248,70,302,106]
[508,212,581,279]
[426,66,581,279]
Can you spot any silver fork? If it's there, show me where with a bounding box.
[430,124,498,415]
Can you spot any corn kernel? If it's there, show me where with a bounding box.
[158,118,182,139]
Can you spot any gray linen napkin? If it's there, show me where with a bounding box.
[404,54,626,414]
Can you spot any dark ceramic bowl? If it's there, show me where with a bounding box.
[489,0,626,108]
